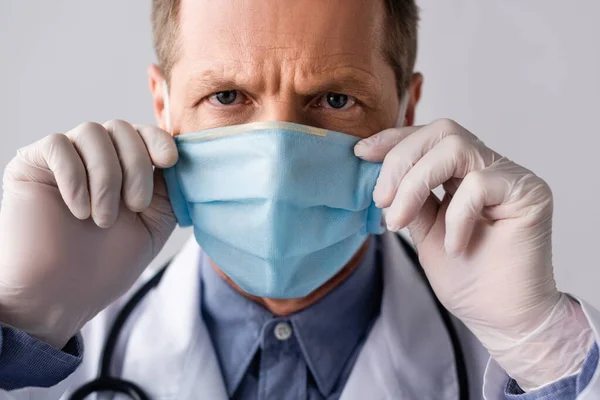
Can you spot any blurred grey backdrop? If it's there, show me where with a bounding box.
[1,1,599,306]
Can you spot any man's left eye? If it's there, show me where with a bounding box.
[318,93,357,110]
[208,90,245,106]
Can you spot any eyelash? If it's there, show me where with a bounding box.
[314,93,357,110]
[207,91,247,107]
[204,90,359,111]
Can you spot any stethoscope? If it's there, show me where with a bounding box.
[67,234,469,400]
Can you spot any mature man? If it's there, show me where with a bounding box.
[0,0,598,399]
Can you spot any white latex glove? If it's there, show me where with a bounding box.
[354,119,594,390]
[0,120,178,349]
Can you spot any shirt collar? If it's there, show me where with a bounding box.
[291,235,381,395]
[200,254,272,395]
[200,235,382,397]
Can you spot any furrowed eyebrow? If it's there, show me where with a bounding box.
[183,67,253,104]
[183,64,383,108]
[297,68,383,107]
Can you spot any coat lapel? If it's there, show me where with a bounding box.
[121,237,228,400]
[340,231,458,400]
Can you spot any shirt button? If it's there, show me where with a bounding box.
[273,321,293,341]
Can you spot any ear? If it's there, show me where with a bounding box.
[404,72,423,127]
[148,64,170,132]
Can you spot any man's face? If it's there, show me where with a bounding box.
[155,0,406,138]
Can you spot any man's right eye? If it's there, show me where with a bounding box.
[208,90,244,106]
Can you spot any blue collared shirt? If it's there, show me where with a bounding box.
[0,235,598,399]
[201,236,383,399]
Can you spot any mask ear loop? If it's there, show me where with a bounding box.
[162,80,172,134]
[395,92,410,128]
[380,92,410,232]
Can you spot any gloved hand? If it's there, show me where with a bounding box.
[0,120,178,349]
[354,118,594,390]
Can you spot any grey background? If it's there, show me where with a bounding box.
[1,1,599,307]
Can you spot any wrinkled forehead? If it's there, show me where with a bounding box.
[174,0,389,82]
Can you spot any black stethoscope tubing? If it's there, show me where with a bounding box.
[68,234,469,400]
[68,266,168,400]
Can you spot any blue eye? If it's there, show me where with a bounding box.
[208,90,243,106]
[216,91,237,104]
[318,92,357,110]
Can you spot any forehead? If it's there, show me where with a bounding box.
[175,0,388,81]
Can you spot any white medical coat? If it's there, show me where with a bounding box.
[3,231,600,399]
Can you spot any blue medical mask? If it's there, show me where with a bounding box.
[163,122,383,298]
